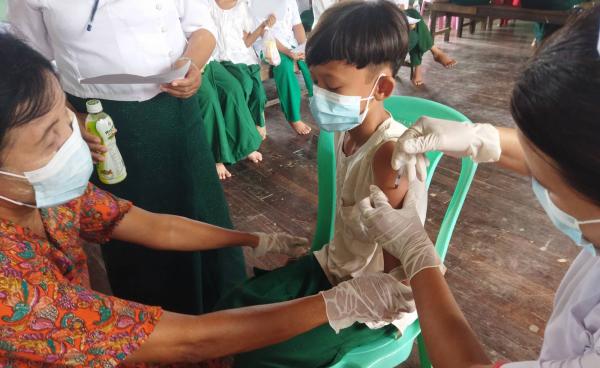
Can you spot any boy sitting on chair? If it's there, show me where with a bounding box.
[216,1,432,366]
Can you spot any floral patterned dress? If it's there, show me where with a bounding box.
[0,184,163,367]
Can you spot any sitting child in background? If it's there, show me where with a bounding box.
[215,1,429,366]
[211,0,275,141]
[401,5,457,86]
[268,0,314,135]
[197,0,272,180]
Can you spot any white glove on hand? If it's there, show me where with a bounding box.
[320,273,415,334]
[250,232,309,258]
[392,116,501,181]
[357,183,442,280]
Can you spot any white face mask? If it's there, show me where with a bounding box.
[0,115,93,209]
[532,178,600,256]
[309,74,385,132]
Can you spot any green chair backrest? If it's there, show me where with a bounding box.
[312,96,478,367]
[0,0,6,22]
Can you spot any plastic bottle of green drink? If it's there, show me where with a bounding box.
[85,100,127,184]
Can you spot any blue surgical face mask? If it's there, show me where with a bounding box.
[309,74,385,132]
[0,114,93,209]
[532,178,600,256]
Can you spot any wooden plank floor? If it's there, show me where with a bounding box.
[222,21,579,365]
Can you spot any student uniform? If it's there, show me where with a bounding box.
[217,117,424,367]
[8,0,246,314]
[269,0,314,124]
[201,0,264,165]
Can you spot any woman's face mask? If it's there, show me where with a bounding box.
[532,178,600,256]
[0,114,93,209]
[309,74,385,132]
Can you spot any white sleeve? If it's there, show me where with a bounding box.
[312,0,336,27]
[7,0,54,60]
[289,0,302,26]
[504,352,600,368]
[176,0,218,39]
[242,3,255,34]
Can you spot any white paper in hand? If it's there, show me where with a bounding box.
[250,0,286,22]
[79,60,191,85]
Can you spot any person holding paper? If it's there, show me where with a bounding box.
[7,0,247,316]
[269,0,315,135]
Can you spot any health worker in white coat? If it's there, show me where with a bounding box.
[354,6,600,368]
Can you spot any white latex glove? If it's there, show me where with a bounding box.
[320,273,415,333]
[250,232,309,258]
[356,183,442,280]
[392,116,501,181]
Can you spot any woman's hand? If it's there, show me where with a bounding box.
[250,232,309,258]
[75,111,107,163]
[160,58,202,99]
[392,116,502,181]
[355,183,442,280]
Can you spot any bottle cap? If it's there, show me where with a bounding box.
[86,99,103,114]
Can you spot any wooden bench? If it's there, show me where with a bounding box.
[429,3,574,42]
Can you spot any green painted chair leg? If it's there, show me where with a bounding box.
[417,333,433,368]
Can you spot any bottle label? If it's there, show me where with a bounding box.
[95,117,127,184]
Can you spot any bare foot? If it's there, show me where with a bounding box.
[431,46,457,68]
[256,125,267,140]
[216,163,232,180]
[289,120,312,135]
[412,65,424,87]
[247,151,263,164]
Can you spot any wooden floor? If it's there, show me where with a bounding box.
[222,21,580,365]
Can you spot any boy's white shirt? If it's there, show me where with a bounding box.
[209,0,260,65]
[313,115,427,332]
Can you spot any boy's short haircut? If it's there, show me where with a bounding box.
[306,0,410,76]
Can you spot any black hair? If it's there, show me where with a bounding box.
[306,0,410,76]
[511,6,600,205]
[0,33,58,158]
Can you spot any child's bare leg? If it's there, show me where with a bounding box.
[247,151,263,164]
[257,126,267,140]
[412,65,424,87]
[431,46,457,68]
[216,163,232,180]
[289,120,312,135]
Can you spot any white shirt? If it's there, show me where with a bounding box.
[504,250,600,368]
[313,117,427,331]
[270,0,302,49]
[312,0,338,27]
[210,0,259,65]
[7,0,217,102]
[296,0,312,12]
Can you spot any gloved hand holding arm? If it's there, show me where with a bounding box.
[357,182,442,280]
[392,117,529,181]
[353,185,492,368]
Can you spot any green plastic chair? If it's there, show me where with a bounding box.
[0,0,6,22]
[311,96,479,368]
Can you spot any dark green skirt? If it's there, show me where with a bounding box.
[197,61,263,165]
[406,8,434,67]
[68,93,247,314]
[215,255,395,368]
